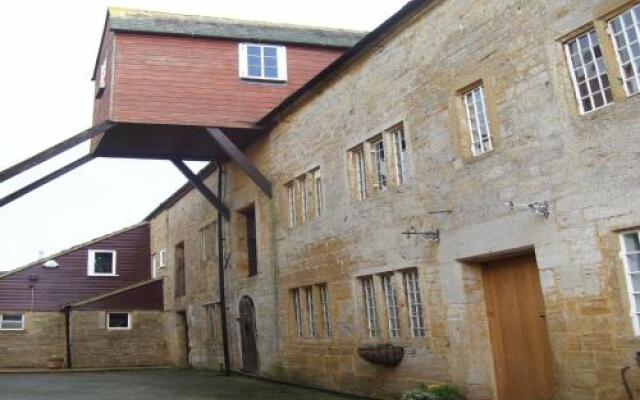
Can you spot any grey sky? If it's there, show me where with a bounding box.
[0,1,410,270]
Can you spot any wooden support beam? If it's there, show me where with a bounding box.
[171,159,230,220]
[0,155,94,209]
[207,128,272,198]
[0,121,113,184]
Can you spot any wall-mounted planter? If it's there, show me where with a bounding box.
[357,344,404,366]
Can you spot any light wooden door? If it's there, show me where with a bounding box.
[482,254,555,400]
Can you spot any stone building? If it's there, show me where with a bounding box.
[144,0,640,399]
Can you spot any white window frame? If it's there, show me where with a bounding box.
[313,169,323,217]
[620,231,640,335]
[106,312,131,330]
[391,126,408,185]
[353,147,367,201]
[403,270,426,337]
[0,314,25,331]
[99,59,107,89]
[371,138,387,192]
[382,274,401,338]
[238,43,288,82]
[287,182,297,228]
[87,249,117,277]
[292,289,303,337]
[464,85,493,156]
[319,284,331,337]
[565,30,614,114]
[151,254,157,279]
[299,175,308,223]
[158,249,167,268]
[305,287,317,338]
[608,4,640,97]
[362,276,380,338]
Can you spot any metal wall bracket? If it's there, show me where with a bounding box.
[402,227,440,242]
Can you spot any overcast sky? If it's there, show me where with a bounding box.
[0,1,409,270]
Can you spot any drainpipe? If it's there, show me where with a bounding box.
[217,162,231,376]
[64,306,72,368]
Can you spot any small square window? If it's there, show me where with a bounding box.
[239,43,287,81]
[0,314,24,331]
[107,312,130,330]
[87,250,117,276]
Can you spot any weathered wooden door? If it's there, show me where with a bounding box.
[482,254,555,400]
[239,296,258,372]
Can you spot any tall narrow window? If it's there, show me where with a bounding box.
[371,138,387,192]
[305,287,317,338]
[319,284,331,337]
[391,126,408,185]
[566,30,613,114]
[353,148,367,201]
[464,85,493,156]
[620,231,640,335]
[382,275,401,338]
[609,5,640,96]
[287,183,296,228]
[292,289,303,337]
[243,206,258,277]
[239,43,287,81]
[175,243,186,298]
[403,270,426,337]
[362,277,380,338]
[151,254,157,279]
[313,169,323,217]
[204,303,217,339]
[299,176,308,223]
[199,222,216,262]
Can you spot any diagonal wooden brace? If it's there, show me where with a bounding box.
[171,159,230,220]
[0,154,95,209]
[0,121,113,184]
[207,128,272,198]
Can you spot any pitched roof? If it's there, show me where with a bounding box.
[0,222,148,280]
[259,0,432,128]
[108,7,366,48]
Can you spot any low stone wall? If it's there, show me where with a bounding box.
[70,310,170,368]
[0,311,66,368]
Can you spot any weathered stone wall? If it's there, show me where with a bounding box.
[70,310,170,368]
[0,312,65,368]
[149,0,640,399]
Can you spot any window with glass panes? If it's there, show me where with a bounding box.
[287,182,296,228]
[299,175,308,223]
[313,169,323,217]
[403,270,426,337]
[362,277,380,338]
[621,231,640,335]
[609,4,640,96]
[353,147,367,201]
[371,138,387,192]
[305,287,317,338]
[0,314,24,330]
[382,275,401,337]
[391,126,408,185]
[565,30,613,114]
[292,289,303,337]
[464,85,493,156]
[239,44,287,81]
[319,284,331,337]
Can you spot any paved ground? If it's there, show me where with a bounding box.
[0,369,360,400]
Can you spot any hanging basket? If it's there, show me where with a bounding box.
[357,344,404,366]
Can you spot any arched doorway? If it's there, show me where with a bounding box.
[239,296,258,372]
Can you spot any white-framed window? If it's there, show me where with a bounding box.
[151,254,157,279]
[106,312,131,330]
[565,30,614,114]
[199,222,216,262]
[382,275,401,338]
[312,168,323,217]
[319,284,331,337]
[371,138,387,192]
[158,249,167,268]
[87,250,117,276]
[0,314,24,331]
[305,287,317,338]
[299,175,308,223]
[352,147,367,201]
[239,43,287,81]
[464,85,493,156]
[391,126,409,185]
[287,182,297,228]
[403,270,426,337]
[362,276,380,338]
[620,231,640,335]
[99,59,107,89]
[292,289,303,337]
[609,4,640,96]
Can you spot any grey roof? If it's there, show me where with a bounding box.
[108,8,366,48]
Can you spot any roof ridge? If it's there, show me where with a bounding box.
[0,222,149,279]
[108,7,368,34]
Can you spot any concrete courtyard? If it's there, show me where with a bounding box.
[0,369,362,400]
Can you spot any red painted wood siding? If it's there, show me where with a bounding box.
[0,225,150,312]
[93,22,115,125]
[97,33,344,128]
[72,280,163,311]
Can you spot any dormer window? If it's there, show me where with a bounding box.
[88,250,117,276]
[239,43,287,82]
